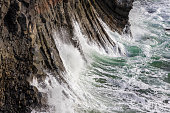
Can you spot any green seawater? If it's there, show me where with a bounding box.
[80,0,170,112]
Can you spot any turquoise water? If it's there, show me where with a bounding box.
[81,0,170,112]
[31,0,170,113]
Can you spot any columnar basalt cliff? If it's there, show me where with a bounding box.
[0,0,134,112]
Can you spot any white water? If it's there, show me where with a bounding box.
[31,0,170,112]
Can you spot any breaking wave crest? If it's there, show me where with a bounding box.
[32,0,170,112]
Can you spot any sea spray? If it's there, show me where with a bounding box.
[52,24,109,112]
[31,71,76,113]
[30,19,131,112]
[98,18,127,56]
[31,0,170,112]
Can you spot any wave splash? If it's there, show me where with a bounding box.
[31,0,170,112]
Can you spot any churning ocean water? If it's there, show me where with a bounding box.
[32,0,170,113]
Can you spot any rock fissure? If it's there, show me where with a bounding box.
[0,0,134,112]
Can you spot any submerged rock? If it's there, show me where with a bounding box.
[0,0,134,112]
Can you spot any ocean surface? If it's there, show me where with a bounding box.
[32,0,170,113]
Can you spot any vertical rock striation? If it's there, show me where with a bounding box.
[0,0,134,112]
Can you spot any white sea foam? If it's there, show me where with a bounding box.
[31,0,170,112]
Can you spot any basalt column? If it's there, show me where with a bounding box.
[0,0,134,112]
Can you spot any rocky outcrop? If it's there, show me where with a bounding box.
[0,0,133,112]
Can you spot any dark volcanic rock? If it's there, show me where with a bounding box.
[0,0,134,112]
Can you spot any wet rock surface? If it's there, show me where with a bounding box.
[0,0,133,112]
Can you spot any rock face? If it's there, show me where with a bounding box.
[0,0,133,112]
